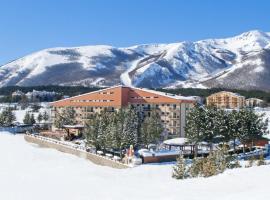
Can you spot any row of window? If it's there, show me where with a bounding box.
[130,96,159,99]
[70,99,114,103]
[99,91,114,95]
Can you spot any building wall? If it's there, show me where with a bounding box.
[245,98,263,107]
[51,86,195,137]
[206,91,245,109]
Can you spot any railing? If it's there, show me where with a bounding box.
[25,134,130,168]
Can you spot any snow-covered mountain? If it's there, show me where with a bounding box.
[1,30,270,91]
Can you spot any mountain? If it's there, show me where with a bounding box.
[1,30,270,91]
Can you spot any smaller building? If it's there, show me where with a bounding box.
[206,91,245,109]
[245,98,264,108]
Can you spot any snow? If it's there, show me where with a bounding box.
[253,66,264,73]
[163,137,189,146]
[0,133,270,200]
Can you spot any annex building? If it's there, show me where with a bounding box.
[206,91,245,109]
[50,86,195,137]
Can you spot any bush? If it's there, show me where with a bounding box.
[188,157,204,178]
[172,149,243,180]
[246,156,256,168]
[257,153,266,166]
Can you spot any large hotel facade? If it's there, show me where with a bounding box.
[51,86,195,137]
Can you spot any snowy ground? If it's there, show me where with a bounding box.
[0,132,270,200]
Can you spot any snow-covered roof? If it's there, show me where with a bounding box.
[63,125,84,128]
[51,85,196,104]
[163,138,189,146]
[128,86,196,101]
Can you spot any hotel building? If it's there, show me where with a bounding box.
[50,86,195,137]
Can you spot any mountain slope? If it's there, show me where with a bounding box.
[1,30,270,90]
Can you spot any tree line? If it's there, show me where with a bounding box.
[185,105,269,154]
[1,85,270,104]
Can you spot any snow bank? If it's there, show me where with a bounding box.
[0,132,270,200]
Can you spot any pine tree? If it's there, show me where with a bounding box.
[189,157,204,178]
[122,108,139,148]
[54,107,76,128]
[172,156,188,179]
[185,104,207,155]
[84,113,100,151]
[37,112,43,124]
[140,109,163,147]
[23,112,31,125]
[30,114,36,125]
[201,152,218,177]
[97,111,110,151]
[42,111,49,122]
[0,108,16,127]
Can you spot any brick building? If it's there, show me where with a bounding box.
[50,86,195,137]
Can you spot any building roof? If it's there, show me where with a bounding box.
[51,85,195,106]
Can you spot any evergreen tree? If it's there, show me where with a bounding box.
[140,109,163,147]
[30,114,36,125]
[42,111,49,122]
[97,111,111,151]
[54,107,76,128]
[122,108,139,148]
[37,112,43,124]
[0,108,16,127]
[203,106,219,150]
[23,112,31,124]
[84,113,101,151]
[185,105,207,155]
[172,156,188,179]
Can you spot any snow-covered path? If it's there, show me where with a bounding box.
[0,133,269,200]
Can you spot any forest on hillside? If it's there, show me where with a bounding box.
[0,85,270,104]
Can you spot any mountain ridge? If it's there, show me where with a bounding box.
[1,30,270,91]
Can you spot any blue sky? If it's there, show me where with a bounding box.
[0,0,269,65]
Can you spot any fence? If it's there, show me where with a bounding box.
[24,134,129,169]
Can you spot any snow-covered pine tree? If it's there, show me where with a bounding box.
[172,156,188,179]
[97,111,110,151]
[140,108,163,147]
[185,104,206,155]
[54,107,76,129]
[203,106,219,151]
[84,113,100,151]
[122,108,139,149]
[0,108,16,127]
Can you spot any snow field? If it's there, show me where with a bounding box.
[0,133,270,200]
